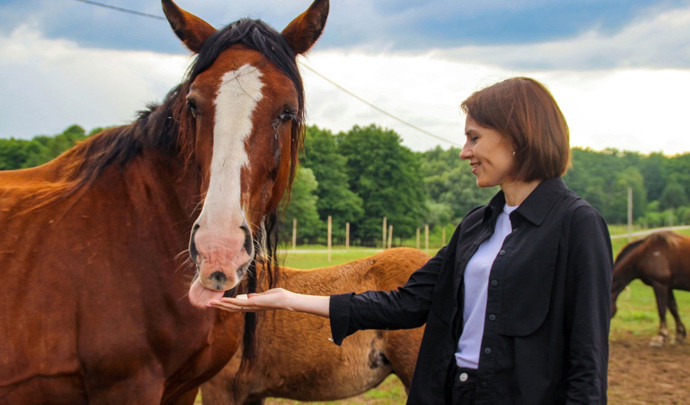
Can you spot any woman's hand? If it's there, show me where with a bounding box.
[209,288,290,312]
[209,288,331,317]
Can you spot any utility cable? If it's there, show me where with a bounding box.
[72,0,165,20]
[299,61,459,146]
[70,0,458,146]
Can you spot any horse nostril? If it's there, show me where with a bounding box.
[210,271,227,285]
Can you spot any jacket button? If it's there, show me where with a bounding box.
[490,279,498,287]
[488,314,496,321]
[484,347,492,354]
[498,250,505,255]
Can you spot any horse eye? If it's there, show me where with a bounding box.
[272,111,296,130]
[186,99,199,118]
[280,112,295,122]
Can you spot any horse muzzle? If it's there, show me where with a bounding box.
[187,222,253,307]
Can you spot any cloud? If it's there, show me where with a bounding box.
[300,49,690,155]
[0,25,190,138]
[1,19,689,157]
[3,0,689,71]
[435,3,690,70]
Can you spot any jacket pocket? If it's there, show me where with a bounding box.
[497,233,559,336]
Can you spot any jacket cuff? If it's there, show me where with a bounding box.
[329,292,355,346]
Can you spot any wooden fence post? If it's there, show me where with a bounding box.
[416,228,420,249]
[345,222,350,249]
[425,224,429,251]
[382,217,387,249]
[388,225,393,249]
[627,187,633,242]
[327,215,332,262]
[292,218,297,249]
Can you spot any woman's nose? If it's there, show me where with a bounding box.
[460,145,472,159]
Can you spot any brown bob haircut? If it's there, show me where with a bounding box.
[460,77,570,182]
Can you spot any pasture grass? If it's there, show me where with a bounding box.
[278,248,387,270]
[243,226,690,403]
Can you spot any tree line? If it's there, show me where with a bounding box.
[2,124,689,245]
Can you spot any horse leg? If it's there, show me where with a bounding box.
[668,289,687,344]
[650,283,670,347]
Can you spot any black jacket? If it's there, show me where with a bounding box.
[330,178,612,404]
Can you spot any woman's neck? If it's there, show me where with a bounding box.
[501,179,542,206]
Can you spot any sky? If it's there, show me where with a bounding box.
[1,0,689,155]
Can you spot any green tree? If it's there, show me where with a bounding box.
[603,167,647,223]
[639,152,667,202]
[300,126,363,242]
[21,125,88,168]
[659,181,688,210]
[279,167,322,244]
[0,138,31,170]
[419,146,496,221]
[337,124,427,245]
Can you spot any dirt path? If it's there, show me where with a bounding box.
[609,331,690,404]
[215,332,690,404]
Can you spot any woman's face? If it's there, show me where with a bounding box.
[460,117,516,188]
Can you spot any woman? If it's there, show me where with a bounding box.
[211,77,612,404]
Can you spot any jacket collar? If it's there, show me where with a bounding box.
[483,177,568,226]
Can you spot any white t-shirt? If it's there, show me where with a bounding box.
[455,203,517,369]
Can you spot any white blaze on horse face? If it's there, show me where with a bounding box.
[194,64,264,291]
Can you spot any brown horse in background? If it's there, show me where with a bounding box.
[611,231,690,346]
[201,248,429,404]
[0,0,328,403]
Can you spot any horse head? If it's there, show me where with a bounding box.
[161,0,329,307]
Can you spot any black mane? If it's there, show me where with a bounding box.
[70,18,305,192]
[614,238,645,265]
[190,18,305,117]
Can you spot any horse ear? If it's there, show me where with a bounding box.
[162,0,216,53]
[282,0,329,55]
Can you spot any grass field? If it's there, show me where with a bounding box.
[211,227,690,404]
[277,229,690,347]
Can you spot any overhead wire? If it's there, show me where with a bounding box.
[72,0,165,20]
[69,0,459,146]
[298,61,458,146]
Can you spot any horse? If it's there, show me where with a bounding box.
[611,231,690,346]
[200,247,428,404]
[0,0,329,403]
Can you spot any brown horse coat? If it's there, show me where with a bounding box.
[201,248,429,404]
[0,1,328,403]
[611,231,690,345]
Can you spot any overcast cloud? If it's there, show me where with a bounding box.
[0,0,689,154]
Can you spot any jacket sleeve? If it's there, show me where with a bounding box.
[329,244,447,345]
[563,204,613,404]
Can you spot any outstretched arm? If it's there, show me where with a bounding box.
[209,288,330,317]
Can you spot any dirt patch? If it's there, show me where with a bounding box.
[211,331,690,404]
[609,331,690,404]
